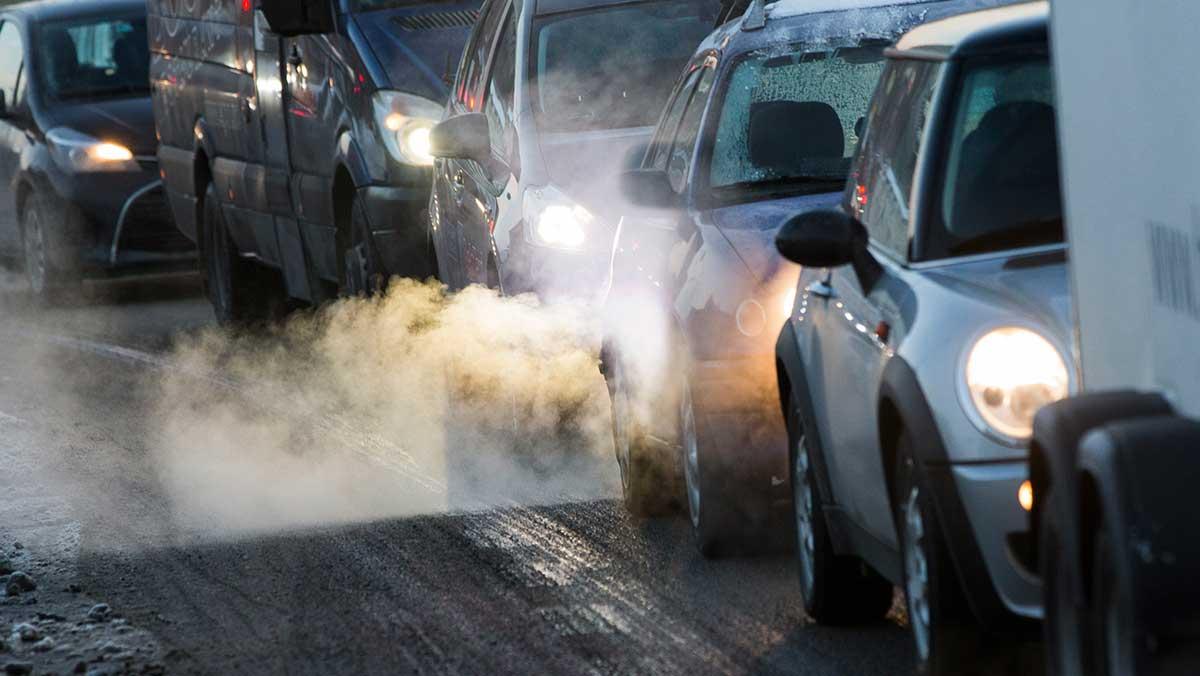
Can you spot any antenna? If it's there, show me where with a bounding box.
[742,0,766,31]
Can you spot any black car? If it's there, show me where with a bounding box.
[151,0,480,323]
[602,0,988,555]
[0,0,193,301]
[427,0,719,303]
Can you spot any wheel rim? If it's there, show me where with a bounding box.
[681,384,701,529]
[904,485,932,662]
[794,435,816,600]
[206,203,233,316]
[23,209,47,294]
[344,244,368,296]
[612,383,633,493]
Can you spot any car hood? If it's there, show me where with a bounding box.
[707,190,842,284]
[539,127,653,196]
[923,249,1072,340]
[353,5,478,103]
[41,97,156,156]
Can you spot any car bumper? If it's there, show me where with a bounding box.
[358,185,437,281]
[501,237,610,305]
[941,460,1042,620]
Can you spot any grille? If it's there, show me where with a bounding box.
[118,185,193,253]
[394,10,479,31]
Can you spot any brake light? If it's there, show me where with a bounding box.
[242,0,251,12]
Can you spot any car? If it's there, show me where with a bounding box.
[601,0,993,555]
[774,2,1065,672]
[150,0,481,322]
[426,0,719,303]
[0,0,194,302]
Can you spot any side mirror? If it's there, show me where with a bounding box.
[619,169,679,209]
[776,208,883,291]
[0,91,8,119]
[430,113,491,163]
[260,0,335,36]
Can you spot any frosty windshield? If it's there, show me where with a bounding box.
[531,0,717,133]
[709,45,885,197]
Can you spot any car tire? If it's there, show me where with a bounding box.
[342,195,386,297]
[607,358,682,517]
[1089,527,1136,676]
[788,393,892,624]
[1041,490,1090,676]
[201,183,282,325]
[680,379,740,557]
[22,189,82,305]
[895,431,981,676]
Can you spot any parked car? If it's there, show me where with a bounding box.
[0,0,193,301]
[774,2,1063,672]
[602,0,988,555]
[426,0,719,302]
[150,0,480,322]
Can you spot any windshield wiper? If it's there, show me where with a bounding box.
[712,175,846,195]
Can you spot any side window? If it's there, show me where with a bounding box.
[456,0,507,111]
[647,68,701,171]
[482,7,516,180]
[0,22,25,111]
[665,66,714,194]
[847,59,941,257]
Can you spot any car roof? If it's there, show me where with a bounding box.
[534,0,700,17]
[892,0,1047,59]
[0,0,146,24]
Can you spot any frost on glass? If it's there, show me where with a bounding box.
[711,46,884,187]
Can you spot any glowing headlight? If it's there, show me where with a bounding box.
[525,186,594,250]
[46,128,137,173]
[373,91,441,167]
[964,327,1069,440]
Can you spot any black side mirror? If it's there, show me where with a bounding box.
[430,113,491,163]
[0,91,8,119]
[619,169,679,209]
[260,0,335,36]
[776,208,883,292]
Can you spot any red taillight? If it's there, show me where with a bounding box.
[856,183,868,207]
[242,0,252,12]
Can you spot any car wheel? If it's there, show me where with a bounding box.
[680,380,738,557]
[22,190,81,304]
[1089,527,1136,676]
[342,196,386,297]
[608,359,681,517]
[895,431,980,676]
[788,393,892,624]
[201,183,282,325]
[1041,491,1089,676]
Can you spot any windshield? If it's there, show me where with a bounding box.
[531,0,718,133]
[38,15,150,102]
[931,55,1063,258]
[709,44,885,200]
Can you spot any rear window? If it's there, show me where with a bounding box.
[38,15,149,102]
[531,0,718,132]
[927,55,1062,258]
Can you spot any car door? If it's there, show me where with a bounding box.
[813,60,940,544]
[0,19,28,259]
[438,0,507,290]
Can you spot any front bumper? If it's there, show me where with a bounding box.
[935,460,1042,620]
[501,236,610,305]
[359,185,437,281]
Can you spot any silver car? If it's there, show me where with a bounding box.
[773,3,1068,674]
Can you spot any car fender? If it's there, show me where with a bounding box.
[1076,415,1200,648]
[336,130,372,193]
[1029,392,1174,603]
[775,320,836,505]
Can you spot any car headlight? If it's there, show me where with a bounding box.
[964,327,1070,440]
[524,185,594,250]
[372,91,442,167]
[46,128,138,173]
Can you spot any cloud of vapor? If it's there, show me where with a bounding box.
[149,279,619,540]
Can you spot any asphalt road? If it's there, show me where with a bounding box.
[0,274,914,675]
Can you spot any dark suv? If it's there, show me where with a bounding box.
[151,0,480,322]
[0,0,193,301]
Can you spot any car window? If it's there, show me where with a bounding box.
[647,68,702,171]
[0,21,25,111]
[531,0,718,133]
[846,59,941,258]
[927,55,1062,258]
[709,44,885,202]
[38,15,149,102]
[456,0,507,111]
[482,7,517,180]
[666,66,714,194]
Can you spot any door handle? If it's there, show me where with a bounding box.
[807,280,836,299]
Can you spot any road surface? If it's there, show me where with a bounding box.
[0,274,913,675]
